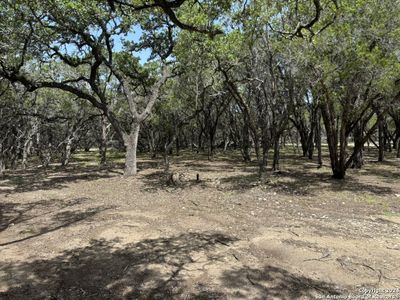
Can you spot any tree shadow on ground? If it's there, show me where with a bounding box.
[220,169,395,196]
[219,265,342,299]
[140,171,207,193]
[0,232,342,300]
[360,165,400,184]
[0,197,89,232]
[0,233,237,300]
[0,198,113,247]
[0,164,118,194]
[180,161,253,174]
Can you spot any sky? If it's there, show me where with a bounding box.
[62,24,152,64]
[111,25,152,64]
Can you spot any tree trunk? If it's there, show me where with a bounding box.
[332,165,346,179]
[242,116,251,162]
[315,111,322,168]
[22,139,33,169]
[61,138,73,166]
[40,145,52,168]
[123,123,140,176]
[0,156,4,177]
[35,130,41,157]
[0,144,4,177]
[99,116,108,166]
[163,137,176,172]
[299,129,309,157]
[147,130,157,158]
[351,120,364,169]
[272,137,280,171]
[197,128,204,153]
[394,121,400,158]
[307,109,317,159]
[223,137,229,152]
[378,115,384,162]
[320,100,346,179]
[262,147,269,171]
[175,134,180,156]
[208,133,215,161]
[397,138,400,158]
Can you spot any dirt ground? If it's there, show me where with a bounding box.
[1,149,400,300]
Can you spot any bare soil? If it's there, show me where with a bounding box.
[1,150,400,299]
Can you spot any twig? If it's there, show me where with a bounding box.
[336,258,383,284]
[123,264,131,273]
[246,273,256,286]
[303,253,331,262]
[189,200,199,207]
[215,239,229,246]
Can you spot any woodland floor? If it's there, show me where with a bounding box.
[0,148,400,300]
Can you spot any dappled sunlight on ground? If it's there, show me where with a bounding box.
[1,149,399,299]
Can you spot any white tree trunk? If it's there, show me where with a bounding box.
[62,138,72,166]
[123,123,140,176]
[22,139,33,169]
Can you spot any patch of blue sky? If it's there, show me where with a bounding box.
[56,24,152,64]
[110,25,152,63]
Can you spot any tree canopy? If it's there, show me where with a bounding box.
[1,0,399,178]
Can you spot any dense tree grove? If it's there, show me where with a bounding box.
[1,0,400,179]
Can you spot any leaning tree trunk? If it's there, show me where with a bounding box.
[123,123,140,176]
